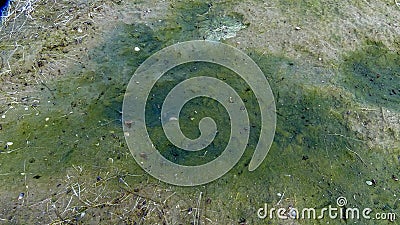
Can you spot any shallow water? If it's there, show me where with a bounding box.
[0,0,10,18]
[0,0,399,224]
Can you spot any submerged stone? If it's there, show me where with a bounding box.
[0,0,10,20]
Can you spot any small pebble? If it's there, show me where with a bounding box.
[6,142,13,146]
[18,192,24,200]
[366,180,373,186]
[134,47,141,52]
[295,26,301,30]
[289,208,297,218]
[124,120,133,128]
[139,152,147,159]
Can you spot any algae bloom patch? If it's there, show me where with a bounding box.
[122,40,276,186]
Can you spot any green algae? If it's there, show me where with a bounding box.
[340,41,400,112]
[0,0,399,224]
[215,52,398,224]
[156,0,245,43]
[145,61,260,166]
[0,22,159,193]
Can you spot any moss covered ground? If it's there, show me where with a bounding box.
[0,0,399,224]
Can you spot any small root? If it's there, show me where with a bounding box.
[345,146,368,167]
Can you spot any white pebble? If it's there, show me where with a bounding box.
[366,180,373,186]
[6,142,13,146]
[18,193,24,200]
[289,208,297,218]
[45,117,49,121]
[134,47,141,52]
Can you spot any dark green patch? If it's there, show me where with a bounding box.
[225,50,399,224]
[146,61,260,166]
[340,41,400,111]
[1,2,399,224]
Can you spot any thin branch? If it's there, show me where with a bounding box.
[326,133,365,143]
[345,146,368,167]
